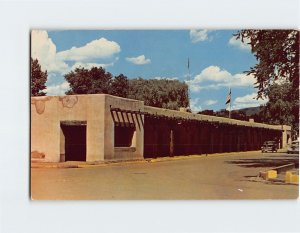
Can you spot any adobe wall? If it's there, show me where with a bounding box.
[103,95,144,161]
[31,94,144,162]
[273,125,292,148]
[31,95,106,162]
[143,106,289,157]
[143,117,282,158]
[31,94,291,162]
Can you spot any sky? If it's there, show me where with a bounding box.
[31,29,268,112]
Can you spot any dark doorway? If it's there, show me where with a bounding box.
[61,121,87,161]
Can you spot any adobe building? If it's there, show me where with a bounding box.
[31,94,291,162]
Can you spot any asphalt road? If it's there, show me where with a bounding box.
[31,152,299,200]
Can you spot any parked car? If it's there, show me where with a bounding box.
[261,141,278,153]
[287,141,299,154]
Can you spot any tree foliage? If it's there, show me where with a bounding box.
[64,67,189,110]
[64,66,129,98]
[235,30,299,98]
[235,30,299,135]
[65,67,113,95]
[259,82,299,134]
[31,58,47,96]
[199,108,263,122]
[127,78,189,110]
[230,110,247,121]
[111,74,129,98]
[198,110,215,116]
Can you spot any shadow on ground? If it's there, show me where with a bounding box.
[226,154,299,168]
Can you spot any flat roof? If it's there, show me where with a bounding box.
[31,94,290,131]
[144,106,289,131]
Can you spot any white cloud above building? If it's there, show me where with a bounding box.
[31,30,69,74]
[126,55,151,65]
[45,81,70,96]
[186,66,257,93]
[233,92,268,109]
[190,98,202,112]
[31,30,121,75]
[205,99,218,106]
[57,38,121,61]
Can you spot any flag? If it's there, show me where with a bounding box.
[187,58,190,69]
[225,88,231,104]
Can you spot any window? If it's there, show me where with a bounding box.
[114,123,136,147]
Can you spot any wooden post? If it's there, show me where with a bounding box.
[170,129,174,157]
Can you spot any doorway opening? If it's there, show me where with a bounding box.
[60,121,87,161]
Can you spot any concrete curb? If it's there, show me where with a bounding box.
[259,170,278,180]
[149,150,262,163]
[31,159,149,169]
[285,172,299,184]
[31,150,262,169]
[259,163,298,183]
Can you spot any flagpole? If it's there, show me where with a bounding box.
[187,58,190,109]
[226,87,231,119]
[229,98,231,119]
[188,58,190,81]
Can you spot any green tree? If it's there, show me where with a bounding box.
[235,30,299,97]
[259,82,298,135]
[198,110,215,116]
[128,78,189,110]
[31,58,47,96]
[64,67,189,110]
[231,110,247,121]
[65,66,113,95]
[215,109,229,118]
[111,74,129,98]
[64,66,129,98]
[235,30,299,136]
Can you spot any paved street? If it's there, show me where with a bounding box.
[31,152,299,200]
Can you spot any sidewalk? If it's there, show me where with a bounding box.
[31,150,266,169]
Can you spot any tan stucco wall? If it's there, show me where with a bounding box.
[31,95,105,162]
[105,95,144,161]
[31,94,144,162]
[272,125,292,148]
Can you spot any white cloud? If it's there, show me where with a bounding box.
[31,30,69,74]
[194,66,231,83]
[205,99,218,106]
[233,92,268,109]
[186,66,257,92]
[45,81,70,96]
[154,76,178,80]
[190,29,212,43]
[31,30,121,75]
[190,98,202,112]
[185,81,203,92]
[228,36,251,51]
[57,38,121,62]
[126,55,151,65]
